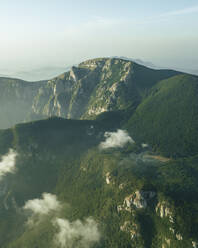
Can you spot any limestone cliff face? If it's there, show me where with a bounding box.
[117,190,197,248]
[0,58,179,128]
[31,58,138,119]
[31,58,178,120]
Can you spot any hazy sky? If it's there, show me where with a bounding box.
[0,0,198,71]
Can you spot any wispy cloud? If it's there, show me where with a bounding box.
[134,5,198,25]
[160,5,198,17]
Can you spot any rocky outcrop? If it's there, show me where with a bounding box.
[124,191,147,209]
[156,201,174,223]
[120,221,140,240]
[105,172,111,185]
[162,238,171,248]
[118,190,156,212]
[192,241,198,248]
[176,233,183,241]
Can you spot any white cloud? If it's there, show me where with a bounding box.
[53,217,100,248]
[23,193,61,215]
[23,194,101,247]
[99,129,134,149]
[0,149,17,180]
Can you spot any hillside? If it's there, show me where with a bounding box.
[126,74,198,157]
[0,117,197,248]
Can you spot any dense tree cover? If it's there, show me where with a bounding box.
[126,74,198,157]
[0,117,197,247]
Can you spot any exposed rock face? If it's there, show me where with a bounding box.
[120,221,140,240]
[118,190,156,212]
[119,183,126,190]
[105,172,111,185]
[162,238,171,248]
[125,191,148,209]
[156,201,174,223]
[125,191,156,209]
[169,227,175,234]
[192,241,198,248]
[0,58,179,128]
[176,233,183,241]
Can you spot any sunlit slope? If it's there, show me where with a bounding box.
[126,74,198,157]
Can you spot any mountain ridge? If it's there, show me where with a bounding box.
[0,57,182,129]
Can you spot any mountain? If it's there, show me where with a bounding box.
[0,57,198,247]
[0,58,180,129]
[0,117,197,248]
[2,57,198,158]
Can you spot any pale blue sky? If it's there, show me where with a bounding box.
[0,0,198,71]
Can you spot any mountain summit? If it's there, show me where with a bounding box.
[0,58,180,128]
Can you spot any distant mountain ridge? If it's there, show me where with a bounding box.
[0,66,71,82]
[112,56,198,76]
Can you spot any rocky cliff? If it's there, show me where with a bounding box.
[0,58,180,129]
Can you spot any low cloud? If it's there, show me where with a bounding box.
[23,193,101,247]
[0,149,17,180]
[99,129,134,149]
[53,217,100,248]
[23,193,61,215]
